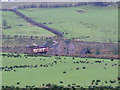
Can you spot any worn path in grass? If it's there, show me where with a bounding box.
[2,55,118,88]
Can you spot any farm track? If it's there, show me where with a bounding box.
[1,9,63,36]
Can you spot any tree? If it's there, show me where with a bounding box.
[93,2,116,6]
[2,20,7,27]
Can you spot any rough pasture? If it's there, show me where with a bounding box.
[18,6,118,43]
[2,10,55,37]
[1,53,118,88]
[1,9,63,36]
[1,5,118,43]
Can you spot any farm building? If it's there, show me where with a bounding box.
[47,45,57,54]
[2,36,119,59]
[56,40,68,54]
[90,44,97,54]
[67,41,75,55]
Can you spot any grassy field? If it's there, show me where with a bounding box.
[2,55,118,88]
[18,5,118,43]
[2,11,55,37]
[1,5,118,43]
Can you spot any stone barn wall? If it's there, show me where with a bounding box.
[68,42,75,55]
[47,46,57,54]
[90,43,97,54]
[56,41,68,54]
[50,40,118,57]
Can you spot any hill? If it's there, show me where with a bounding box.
[2,11,55,37]
[18,5,118,43]
[2,4,118,43]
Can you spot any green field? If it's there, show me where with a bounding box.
[2,11,55,37]
[2,55,118,88]
[18,6,118,43]
[2,5,118,43]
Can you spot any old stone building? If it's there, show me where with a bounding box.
[47,46,57,54]
[68,41,75,55]
[56,40,68,54]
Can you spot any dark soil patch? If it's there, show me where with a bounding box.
[76,10,85,13]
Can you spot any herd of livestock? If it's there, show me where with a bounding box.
[1,53,119,89]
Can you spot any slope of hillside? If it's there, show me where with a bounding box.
[2,11,55,37]
[18,5,118,43]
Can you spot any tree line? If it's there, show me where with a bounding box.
[1,2,118,9]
